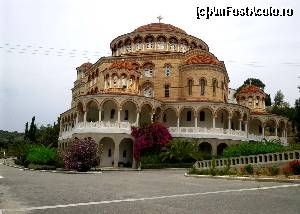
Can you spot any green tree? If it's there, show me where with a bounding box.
[24,122,29,139]
[274,90,285,106]
[26,116,37,143]
[36,118,60,148]
[160,139,203,162]
[235,78,266,97]
[265,94,272,106]
[244,78,265,89]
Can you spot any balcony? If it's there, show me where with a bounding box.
[59,122,287,145]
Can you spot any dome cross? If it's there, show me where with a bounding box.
[157,15,163,23]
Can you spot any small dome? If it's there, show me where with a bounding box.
[133,23,187,34]
[238,85,265,96]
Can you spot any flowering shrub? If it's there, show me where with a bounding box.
[244,164,254,174]
[64,137,99,172]
[289,160,300,175]
[131,123,172,161]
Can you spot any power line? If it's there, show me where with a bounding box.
[1,42,300,67]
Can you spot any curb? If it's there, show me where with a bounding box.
[184,173,300,183]
[1,162,103,174]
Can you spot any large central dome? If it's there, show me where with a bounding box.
[133,23,187,34]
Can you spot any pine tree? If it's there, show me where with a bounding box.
[274,90,285,106]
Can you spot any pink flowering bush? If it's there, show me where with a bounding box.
[64,137,99,172]
[131,122,172,161]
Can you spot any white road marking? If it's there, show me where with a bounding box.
[0,175,3,179]
[3,183,300,212]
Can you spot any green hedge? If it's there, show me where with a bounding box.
[26,145,57,165]
[222,140,287,158]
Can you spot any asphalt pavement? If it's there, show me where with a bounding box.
[0,161,299,214]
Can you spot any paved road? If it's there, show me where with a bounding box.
[0,162,300,214]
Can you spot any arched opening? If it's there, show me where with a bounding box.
[198,108,213,128]
[217,143,228,156]
[121,101,137,124]
[124,38,132,53]
[86,100,99,122]
[199,142,212,159]
[153,107,162,123]
[249,118,263,135]
[140,104,153,126]
[231,111,241,130]
[134,36,142,51]
[99,137,115,167]
[77,102,84,122]
[180,39,188,52]
[143,62,155,78]
[216,109,229,129]
[265,119,276,137]
[162,108,177,127]
[102,100,118,122]
[278,120,285,137]
[145,36,154,49]
[141,82,154,97]
[119,138,133,167]
[169,37,178,51]
[157,36,166,50]
[242,113,248,131]
[180,108,195,127]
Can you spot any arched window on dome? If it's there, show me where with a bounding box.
[134,37,142,51]
[169,38,178,51]
[180,39,188,53]
[145,36,154,49]
[124,39,132,52]
[200,78,206,96]
[190,42,197,50]
[157,36,166,50]
[256,96,260,107]
[212,79,218,96]
[165,64,171,77]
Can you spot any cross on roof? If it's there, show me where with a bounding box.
[249,79,252,85]
[157,15,163,23]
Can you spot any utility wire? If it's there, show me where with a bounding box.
[1,42,300,67]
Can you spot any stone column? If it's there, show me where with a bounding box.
[228,117,232,131]
[83,111,87,122]
[194,113,198,128]
[177,116,180,132]
[75,114,78,124]
[275,126,278,137]
[212,143,217,156]
[104,79,107,89]
[245,121,248,138]
[262,124,265,138]
[99,109,102,122]
[109,77,112,88]
[212,116,216,129]
[114,142,120,167]
[136,111,140,126]
[117,109,121,125]
[239,119,242,131]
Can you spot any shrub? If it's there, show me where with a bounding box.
[222,140,287,158]
[64,137,99,172]
[268,166,280,176]
[26,145,57,165]
[160,139,203,163]
[289,160,300,175]
[131,122,171,161]
[244,164,254,174]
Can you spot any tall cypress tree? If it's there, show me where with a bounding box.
[28,116,37,143]
[24,122,29,139]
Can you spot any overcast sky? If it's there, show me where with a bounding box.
[0,0,299,132]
